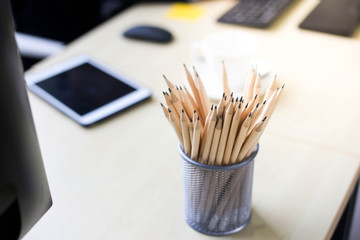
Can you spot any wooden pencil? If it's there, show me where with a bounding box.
[160,103,169,120]
[163,75,180,99]
[208,116,223,166]
[168,108,183,148]
[193,67,211,117]
[183,64,206,122]
[253,73,261,99]
[237,117,267,161]
[191,116,201,161]
[189,118,194,145]
[180,109,191,156]
[223,103,242,165]
[215,99,234,165]
[200,106,217,164]
[230,113,251,164]
[263,74,277,101]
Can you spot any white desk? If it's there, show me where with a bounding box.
[24,1,360,239]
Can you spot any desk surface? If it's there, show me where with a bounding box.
[24,1,360,239]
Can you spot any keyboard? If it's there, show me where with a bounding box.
[218,0,296,28]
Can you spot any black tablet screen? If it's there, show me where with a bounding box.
[36,63,136,116]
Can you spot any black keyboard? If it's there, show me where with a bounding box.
[218,0,296,28]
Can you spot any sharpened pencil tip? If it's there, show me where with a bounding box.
[256,103,259,108]
[190,118,193,122]
[197,116,200,121]
[182,109,185,113]
[168,88,172,92]
[168,108,171,113]
[194,109,196,113]
[263,116,267,121]
[160,103,163,107]
[282,83,285,88]
[249,112,252,117]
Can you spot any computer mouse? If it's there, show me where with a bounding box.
[123,25,173,43]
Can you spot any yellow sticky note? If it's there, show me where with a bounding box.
[166,3,205,21]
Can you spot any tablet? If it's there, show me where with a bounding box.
[26,55,151,126]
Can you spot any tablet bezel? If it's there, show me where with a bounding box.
[26,55,151,126]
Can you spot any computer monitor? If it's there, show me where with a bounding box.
[0,1,52,239]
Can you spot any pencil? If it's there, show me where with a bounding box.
[163,75,180,99]
[191,116,201,161]
[223,103,242,165]
[237,117,266,161]
[244,67,257,103]
[253,73,261,99]
[193,67,211,117]
[263,74,277,101]
[215,99,234,165]
[178,86,194,119]
[184,64,206,121]
[200,106,217,164]
[209,116,223,166]
[230,113,251,164]
[163,91,180,120]
[169,88,183,115]
[180,109,191,156]
[168,108,183,148]
[160,103,169,120]
[189,118,194,145]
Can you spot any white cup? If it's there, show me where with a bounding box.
[190,30,268,99]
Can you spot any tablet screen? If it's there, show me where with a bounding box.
[35,63,136,116]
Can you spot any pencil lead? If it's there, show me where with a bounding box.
[263,116,267,121]
[190,118,193,123]
[182,109,185,113]
[282,83,285,88]
[215,105,217,110]
[256,103,259,108]
[179,86,183,90]
[249,112,252,117]
[263,100,267,104]
[160,103,164,107]
[162,91,166,95]
[197,116,200,121]
[240,96,243,102]
[245,103,249,108]
[238,103,241,109]
[194,109,196,113]
[231,92,233,97]
[211,105,213,110]
[176,86,179,90]
[254,94,258,100]
[235,97,238,102]
[168,88,172,92]
[231,97,234,102]
[168,108,171,113]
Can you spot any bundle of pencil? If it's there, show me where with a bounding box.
[160,63,284,166]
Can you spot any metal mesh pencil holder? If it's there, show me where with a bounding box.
[179,144,258,236]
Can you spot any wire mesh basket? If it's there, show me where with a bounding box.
[179,144,258,236]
